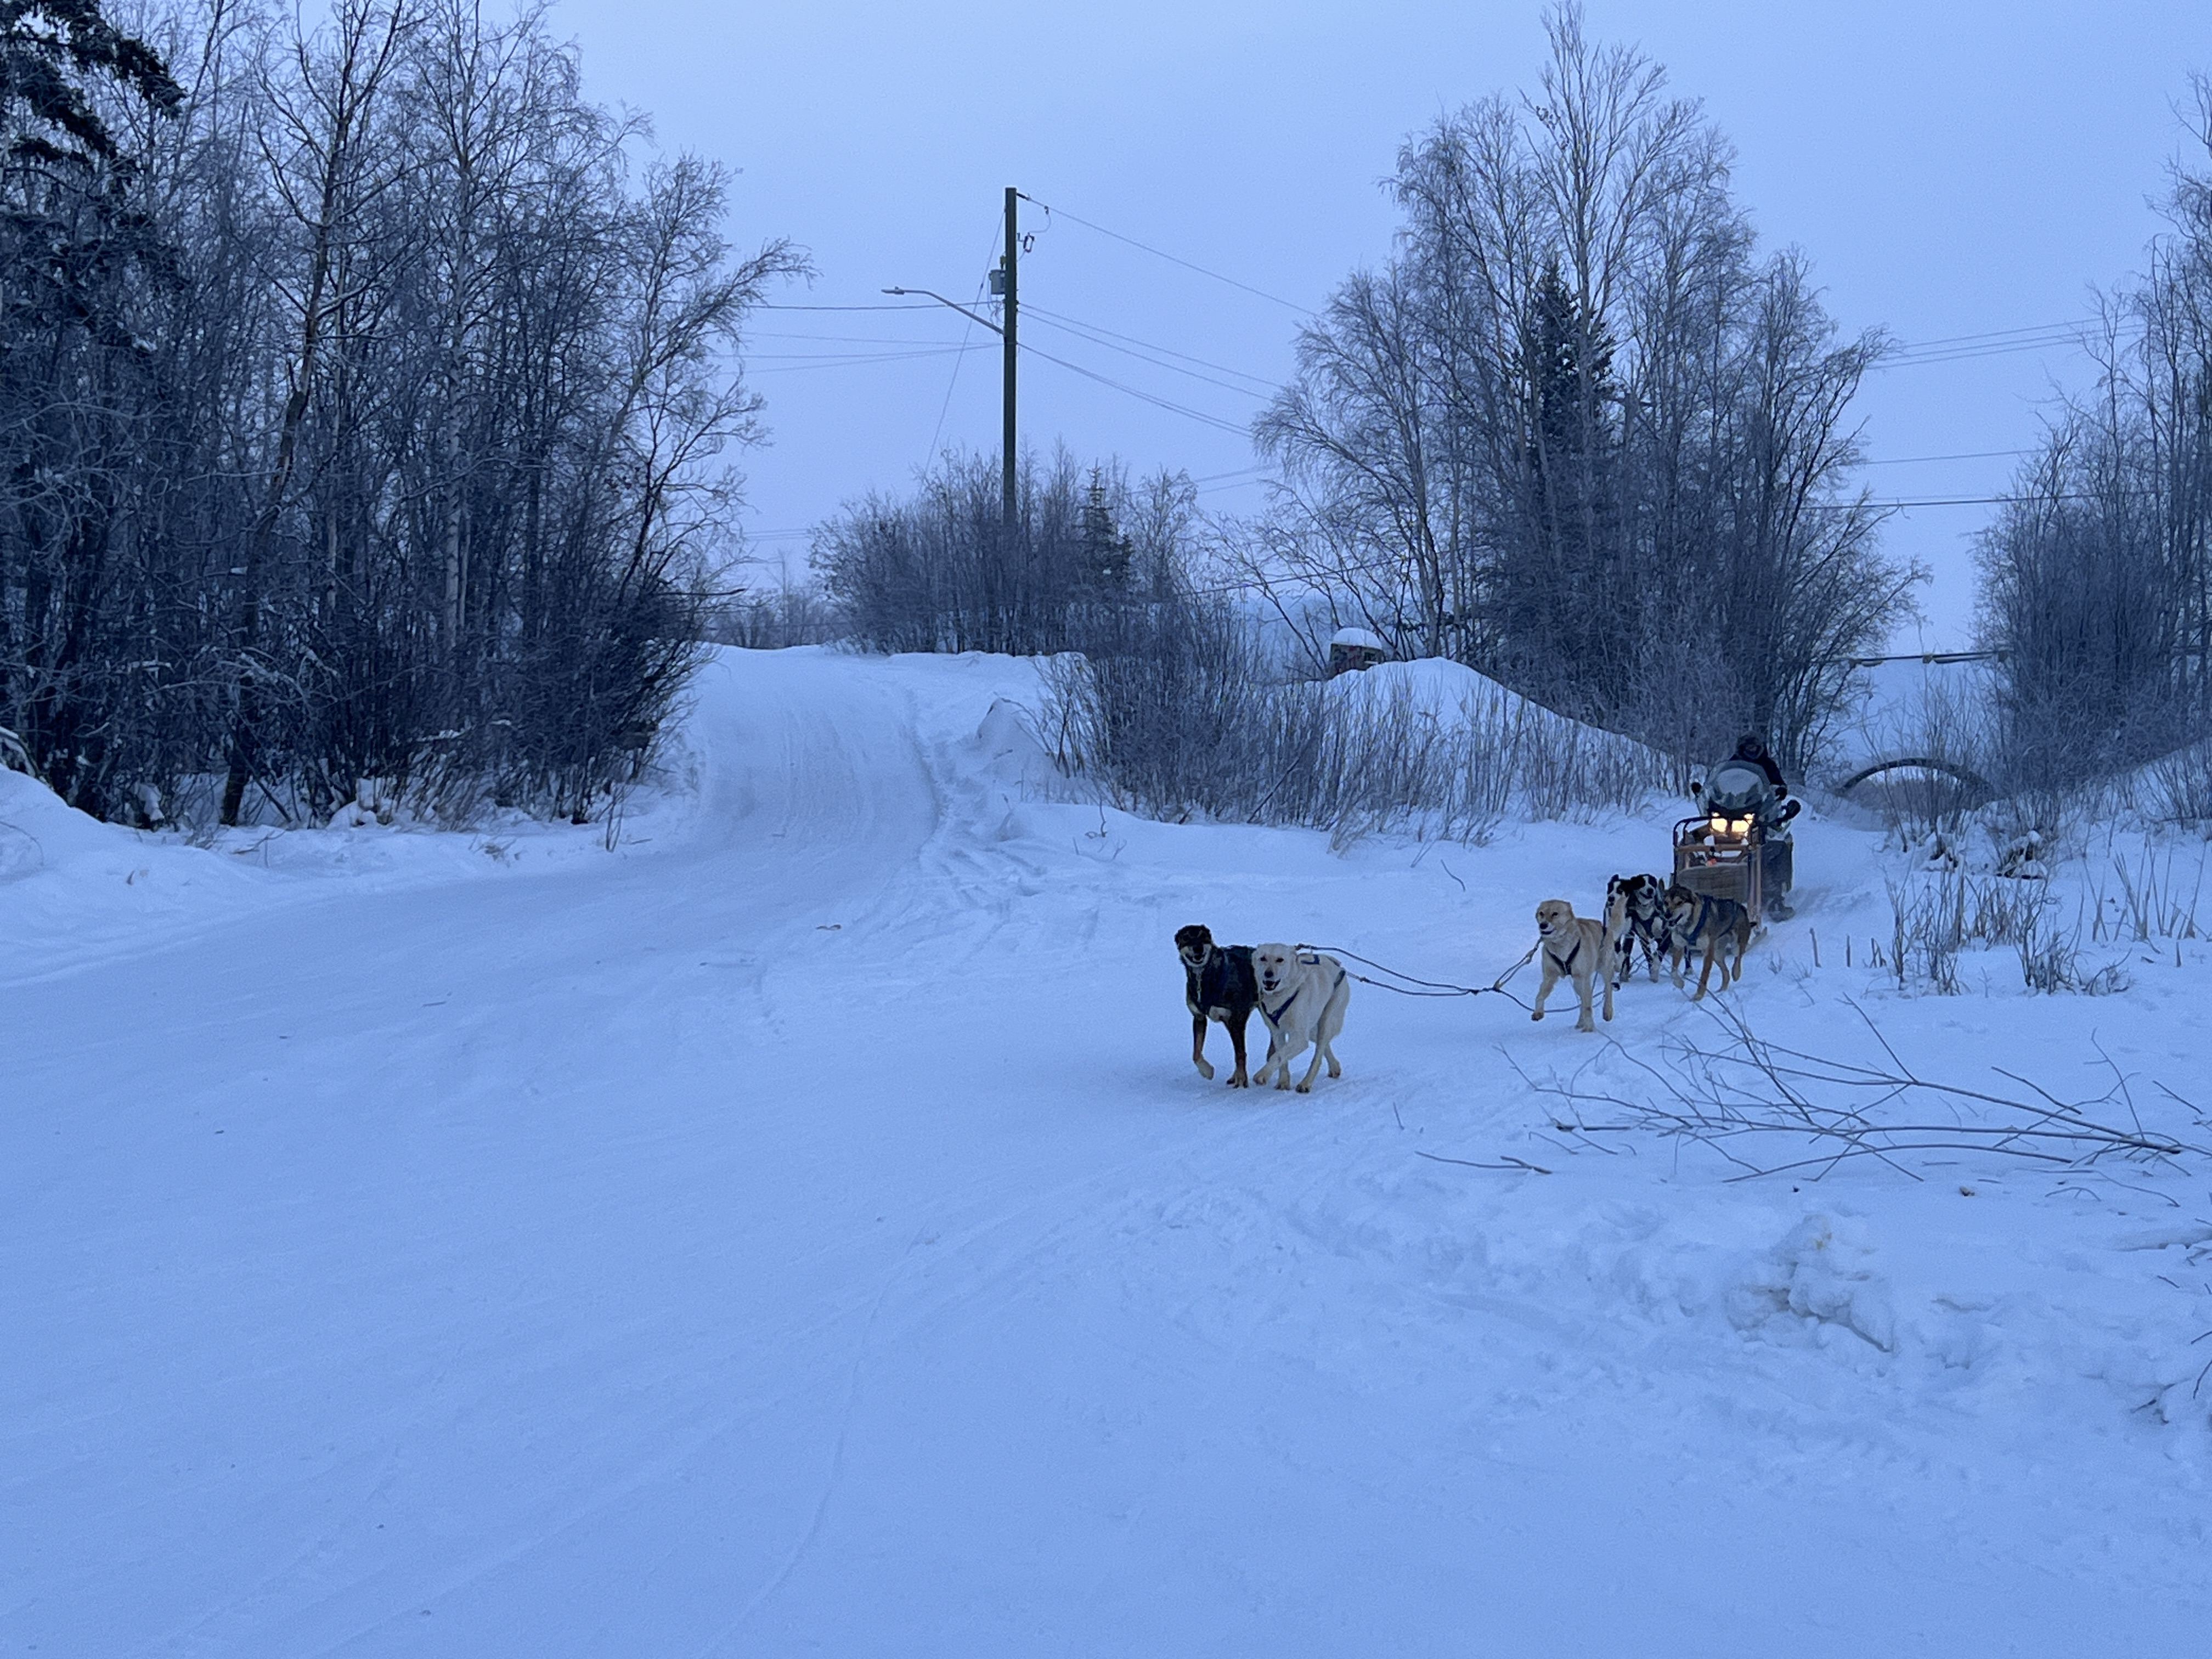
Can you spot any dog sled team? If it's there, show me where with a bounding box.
[1176,735,1795,1088]
[1532,871,1755,1033]
[1174,926,1349,1094]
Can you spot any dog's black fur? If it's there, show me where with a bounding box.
[1605,872,1675,988]
[1175,923,1261,1087]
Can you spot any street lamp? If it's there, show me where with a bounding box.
[883,187,1021,528]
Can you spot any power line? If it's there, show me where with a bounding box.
[1018,194,1315,316]
[1022,310,1274,403]
[1015,338,1253,436]
[1863,448,2032,465]
[1893,318,2100,349]
[1022,306,1279,402]
[749,346,982,360]
[1882,338,2091,369]
[1869,492,2061,507]
[1881,318,2109,369]
[1024,304,1279,392]
[925,207,1009,475]
[748,347,988,374]
[751,330,973,345]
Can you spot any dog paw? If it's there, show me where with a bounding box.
[1530,1010,1544,1022]
[1194,1060,1215,1080]
[1295,1081,1312,1093]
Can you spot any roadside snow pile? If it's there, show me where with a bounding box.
[0,738,688,986]
[1318,653,1674,823]
[0,761,128,878]
[0,762,261,983]
[1727,1213,1900,1353]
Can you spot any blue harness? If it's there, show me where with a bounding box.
[1263,960,1346,1026]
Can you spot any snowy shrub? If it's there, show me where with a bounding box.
[1863,677,2000,848]
[708,578,842,650]
[1886,877,1966,995]
[2146,739,2212,827]
[2089,844,2208,944]
[815,453,1193,657]
[2014,910,2129,996]
[1044,608,1672,840]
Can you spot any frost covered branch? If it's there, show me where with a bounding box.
[1530,1000,2208,1181]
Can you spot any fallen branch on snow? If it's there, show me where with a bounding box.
[1523,998,2209,1183]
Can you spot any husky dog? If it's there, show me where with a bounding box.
[1662,883,1754,1000]
[1532,899,1616,1032]
[1249,944,1350,1093]
[1175,924,1263,1087]
[1604,873,1675,987]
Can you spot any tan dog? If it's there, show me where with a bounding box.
[1531,899,1615,1032]
[1661,883,1753,1000]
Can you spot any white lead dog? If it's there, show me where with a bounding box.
[1249,945,1351,1092]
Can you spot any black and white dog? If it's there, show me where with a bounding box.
[1604,873,1676,988]
[1175,924,1262,1087]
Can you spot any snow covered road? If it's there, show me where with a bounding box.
[7,647,2211,1656]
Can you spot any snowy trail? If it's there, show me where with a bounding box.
[7,648,2212,1656]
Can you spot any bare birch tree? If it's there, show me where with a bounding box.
[1980,77,2212,788]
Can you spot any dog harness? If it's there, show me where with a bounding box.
[1263,962,1346,1026]
[1682,891,1720,943]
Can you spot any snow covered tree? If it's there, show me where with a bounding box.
[0,0,800,826]
[1252,3,1911,770]
[0,0,180,810]
[1979,75,2212,788]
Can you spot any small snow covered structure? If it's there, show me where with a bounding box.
[1327,627,1390,677]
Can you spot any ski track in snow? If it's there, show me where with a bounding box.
[5,645,2211,1657]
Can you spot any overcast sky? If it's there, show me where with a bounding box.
[549,0,2210,649]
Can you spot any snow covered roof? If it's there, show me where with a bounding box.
[1328,627,1389,653]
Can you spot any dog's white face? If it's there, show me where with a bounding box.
[1535,899,1576,938]
[1252,945,1295,995]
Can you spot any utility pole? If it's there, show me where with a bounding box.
[995,186,1018,529]
[886,182,1023,527]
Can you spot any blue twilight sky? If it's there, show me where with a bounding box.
[548,0,2210,648]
